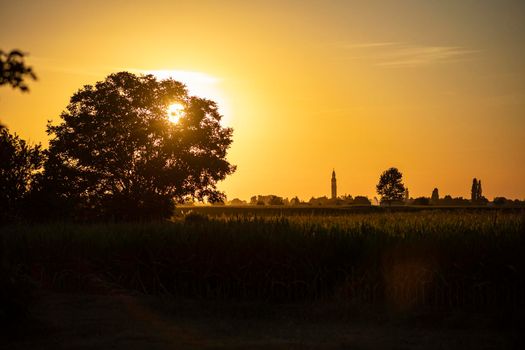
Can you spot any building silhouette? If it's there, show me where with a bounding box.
[331,169,337,200]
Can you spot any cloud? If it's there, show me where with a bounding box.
[339,42,478,67]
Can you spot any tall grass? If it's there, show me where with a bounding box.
[1,209,524,311]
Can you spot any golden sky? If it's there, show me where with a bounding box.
[1,0,524,200]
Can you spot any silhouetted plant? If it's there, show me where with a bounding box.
[0,49,36,92]
[477,180,483,201]
[470,178,488,205]
[493,197,508,206]
[471,178,480,203]
[0,128,43,223]
[0,49,37,129]
[431,188,439,204]
[413,197,430,205]
[290,196,301,205]
[353,196,371,205]
[376,167,406,205]
[43,72,235,221]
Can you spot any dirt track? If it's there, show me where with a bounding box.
[3,291,522,349]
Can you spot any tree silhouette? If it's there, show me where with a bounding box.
[43,72,235,221]
[353,196,371,205]
[471,178,485,203]
[376,167,406,205]
[0,128,43,222]
[413,197,430,205]
[477,180,483,200]
[0,49,36,92]
[471,178,478,202]
[431,188,439,204]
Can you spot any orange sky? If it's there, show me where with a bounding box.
[1,0,524,200]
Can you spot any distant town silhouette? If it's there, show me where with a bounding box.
[224,169,523,208]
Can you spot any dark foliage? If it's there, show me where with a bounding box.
[431,188,439,204]
[0,49,36,92]
[493,197,508,206]
[413,197,430,205]
[353,196,371,205]
[471,178,488,204]
[0,128,43,223]
[2,211,523,308]
[0,49,37,129]
[42,72,235,221]
[376,167,406,205]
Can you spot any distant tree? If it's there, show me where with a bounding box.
[290,196,301,205]
[477,180,483,200]
[42,72,235,221]
[353,196,371,205]
[269,195,284,205]
[340,194,353,203]
[443,195,453,205]
[250,196,257,205]
[0,128,43,222]
[493,197,508,206]
[376,167,406,205]
[441,194,470,206]
[228,198,247,206]
[413,197,430,205]
[309,196,329,206]
[478,195,489,205]
[470,178,487,205]
[0,49,36,92]
[431,188,439,204]
[471,178,479,202]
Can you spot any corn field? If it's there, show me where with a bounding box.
[1,208,524,311]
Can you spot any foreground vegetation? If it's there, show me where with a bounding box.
[1,209,524,320]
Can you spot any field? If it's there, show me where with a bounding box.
[1,207,524,348]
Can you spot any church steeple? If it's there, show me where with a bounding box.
[331,169,337,200]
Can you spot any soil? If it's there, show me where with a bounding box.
[2,291,522,349]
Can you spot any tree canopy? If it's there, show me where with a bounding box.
[43,72,235,220]
[376,167,406,205]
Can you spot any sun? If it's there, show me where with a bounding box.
[167,103,185,124]
[135,69,230,126]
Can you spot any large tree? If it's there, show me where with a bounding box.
[43,72,235,220]
[376,167,406,205]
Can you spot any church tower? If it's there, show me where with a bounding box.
[331,169,337,200]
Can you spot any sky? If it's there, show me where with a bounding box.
[1,0,524,201]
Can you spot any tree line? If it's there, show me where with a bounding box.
[224,168,523,207]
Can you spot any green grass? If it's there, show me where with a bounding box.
[1,209,524,312]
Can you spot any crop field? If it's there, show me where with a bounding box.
[2,207,524,313]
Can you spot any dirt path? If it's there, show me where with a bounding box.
[3,292,521,349]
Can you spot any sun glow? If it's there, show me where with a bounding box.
[167,103,185,124]
[135,69,230,125]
